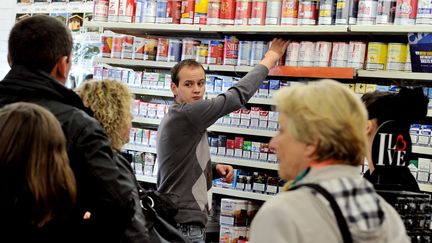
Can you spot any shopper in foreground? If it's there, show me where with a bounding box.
[0,15,136,242]
[157,38,289,242]
[0,102,77,242]
[77,80,149,243]
[249,80,409,243]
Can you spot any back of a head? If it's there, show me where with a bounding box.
[8,15,73,73]
[76,80,132,151]
[362,87,428,126]
[0,102,76,227]
[274,80,368,166]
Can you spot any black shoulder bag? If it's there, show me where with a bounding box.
[138,188,191,243]
[290,183,353,243]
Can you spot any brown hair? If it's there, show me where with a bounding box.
[8,15,73,73]
[171,59,206,86]
[0,102,76,227]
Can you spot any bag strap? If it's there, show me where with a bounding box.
[290,183,353,243]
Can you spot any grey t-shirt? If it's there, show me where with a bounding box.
[156,64,269,226]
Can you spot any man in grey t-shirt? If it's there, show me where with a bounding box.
[157,39,289,242]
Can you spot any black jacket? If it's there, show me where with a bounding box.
[0,66,136,243]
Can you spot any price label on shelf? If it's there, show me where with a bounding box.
[16,4,34,14]
[33,4,51,14]
[51,3,68,13]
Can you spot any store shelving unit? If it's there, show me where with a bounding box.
[131,117,277,137]
[91,20,432,198]
[123,144,157,153]
[211,155,279,170]
[84,21,349,35]
[128,87,276,105]
[357,70,432,80]
[96,57,432,81]
[135,175,157,184]
[129,88,173,97]
[419,183,432,193]
[211,187,272,201]
[269,66,355,79]
[412,145,432,155]
[84,21,200,33]
[208,125,277,137]
[349,25,432,34]
[125,144,279,170]
[206,94,276,105]
[132,176,273,201]
[132,117,161,125]
[94,58,178,69]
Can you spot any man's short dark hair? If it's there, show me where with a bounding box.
[171,59,205,86]
[8,15,73,73]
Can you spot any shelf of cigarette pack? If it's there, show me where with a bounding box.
[357,70,432,80]
[419,183,432,193]
[135,175,157,184]
[211,187,272,201]
[208,125,277,137]
[211,155,279,170]
[200,25,349,34]
[84,21,200,33]
[412,145,432,155]
[131,117,276,137]
[94,57,178,69]
[206,93,276,106]
[123,144,157,153]
[129,87,173,97]
[94,58,250,72]
[349,25,432,34]
[132,117,161,125]
[269,66,355,79]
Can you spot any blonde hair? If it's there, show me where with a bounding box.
[0,102,76,227]
[77,80,132,151]
[273,79,368,166]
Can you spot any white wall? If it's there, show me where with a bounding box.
[0,0,15,79]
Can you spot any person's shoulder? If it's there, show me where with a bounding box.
[259,190,310,213]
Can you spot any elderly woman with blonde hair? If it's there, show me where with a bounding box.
[249,80,409,243]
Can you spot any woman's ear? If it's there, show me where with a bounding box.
[305,141,317,158]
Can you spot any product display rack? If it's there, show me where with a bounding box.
[92,21,432,196]
[84,21,349,34]
[84,21,432,35]
[357,70,432,81]
[95,57,432,81]
[123,143,279,170]
[123,144,157,153]
[212,187,272,201]
[135,175,157,184]
[211,155,279,171]
[95,57,356,79]
[132,116,277,137]
[412,145,432,155]
[349,25,432,34]
[129,87,276,105]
